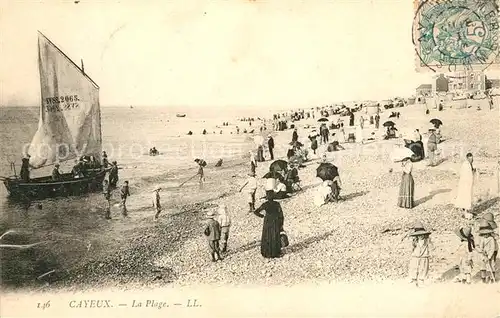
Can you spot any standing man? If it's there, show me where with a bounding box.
[427,127,438,167]
[152,186,162,220]
[375,113,380,129]
[455,153,476,217]
[267,135,275,160]
[102,151,109,168]
[120,181,130,217]
[195,159,206,186]
[109,161,119,188]
[103,179,112,219]
[20,155,31,182]
[52,164,62,181]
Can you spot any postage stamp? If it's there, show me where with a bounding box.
[413,0,500,72]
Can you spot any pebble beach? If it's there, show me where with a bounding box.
[1,101,500,316]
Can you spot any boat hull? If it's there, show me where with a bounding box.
[3,170,107,200]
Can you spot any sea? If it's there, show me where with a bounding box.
[0,105,281,285]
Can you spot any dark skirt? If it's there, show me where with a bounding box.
[261,211,283,258]
[397,173,414,208]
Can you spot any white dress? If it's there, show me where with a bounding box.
[455,161,474,210]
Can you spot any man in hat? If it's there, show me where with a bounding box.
[455,153,476,216]
[476,219,498,283]
[52,164,62,181]
[216,204,231,253]
[72,160,84,178]
[239,171,258,213]
[426,127,438,166]
[204,210,222,262]
[267,135,275,160]
[120,181,130,217]
[152,186,162,220]
[109,161,119,187]
[20,154,31,182]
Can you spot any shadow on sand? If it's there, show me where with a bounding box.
[439,263,499,283]
[284,230,335,254]
[472,197,500,215]
[415,188,451,206]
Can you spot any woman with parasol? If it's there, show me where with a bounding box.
[316,162,342,203]
[383,121,397,139]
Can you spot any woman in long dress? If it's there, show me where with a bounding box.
[254,192,285,258]
[455,153,475,213]
[397,158,415,208]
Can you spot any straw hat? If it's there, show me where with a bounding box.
[455,226,472,241]
[206,210,216,217]
[481,212,497,229]
[153,186,161,191]
[478,219,495,235]
[428,127,435,131]
[409,221,431,236]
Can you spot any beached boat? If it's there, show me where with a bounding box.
[1,32,106,200]
[176,113,186,118]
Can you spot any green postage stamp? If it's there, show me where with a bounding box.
[413,0,500,72]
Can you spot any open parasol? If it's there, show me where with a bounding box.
[317,118,329,122]
[289,141,304,147]
[316,162,339,181]
[383,121,396,127]
[390,147,415,162]
[263,171,284,181]
[269,160,288,173]
[430,118,442,126]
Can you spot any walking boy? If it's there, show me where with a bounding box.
[239,172,258,212]
[204,210,222,262]
[217,204,232,253]
[120,180,130,217]
[152,186,162,220]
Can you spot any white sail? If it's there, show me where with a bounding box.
[28,32,102,169]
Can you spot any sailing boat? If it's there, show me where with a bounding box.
[2,32,106,199]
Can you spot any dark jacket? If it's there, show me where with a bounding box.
[268,137,274,149]
[204,218,221,241]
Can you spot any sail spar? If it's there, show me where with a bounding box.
[28,32,102,168]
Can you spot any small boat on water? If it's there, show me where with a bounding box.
[176,113,186,118]
[1,32,106,200]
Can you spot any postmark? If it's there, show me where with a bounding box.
[413,0,500,72]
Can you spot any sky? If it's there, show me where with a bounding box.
[0,0,493,108]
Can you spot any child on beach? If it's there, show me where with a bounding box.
[476,219,498,283]
[194,159,206,186]
[454,226,475,284]
[216,204,232,253]
[407,221,433,287]
[239,172,258,213]
[204,210,223,262]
